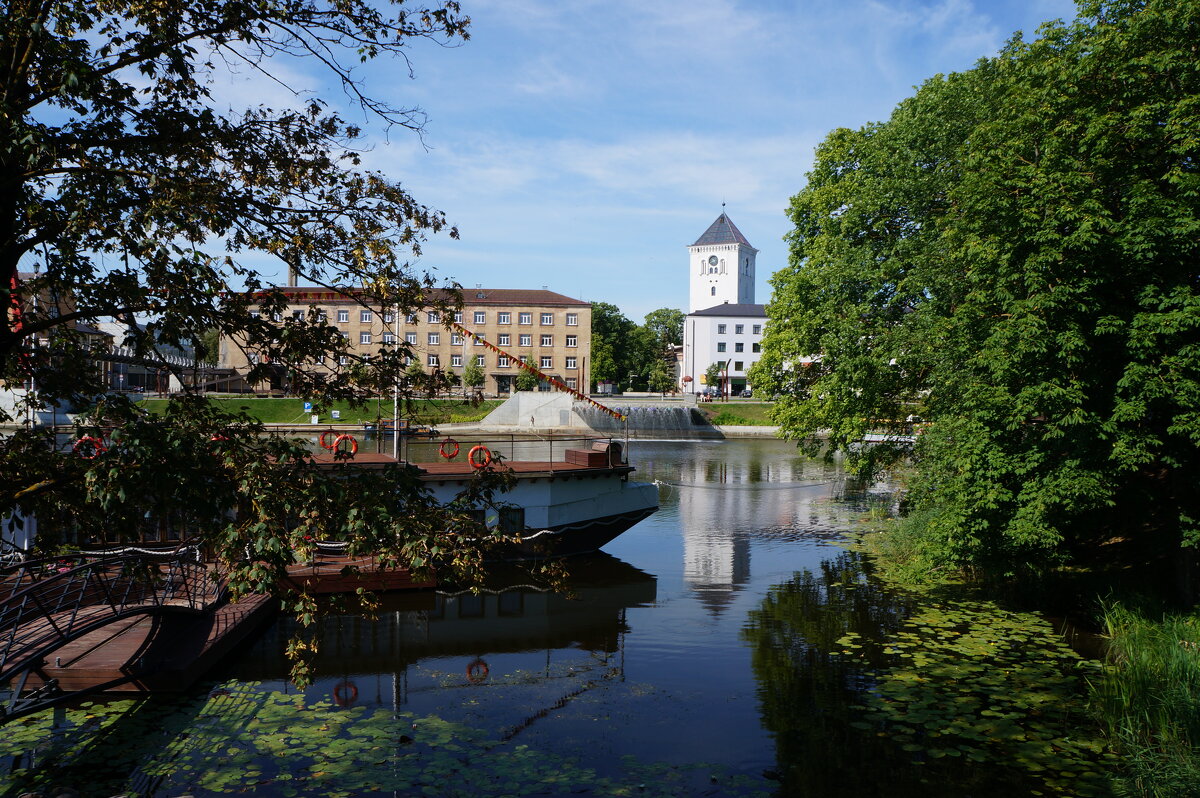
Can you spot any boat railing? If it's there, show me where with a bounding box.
[399,434,627,471]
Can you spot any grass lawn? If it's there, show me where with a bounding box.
[137,396,502,425]
[695,401,777,426]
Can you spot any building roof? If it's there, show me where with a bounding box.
[279,286,590,307]
[688,302,767,318]
[691,213,754,248]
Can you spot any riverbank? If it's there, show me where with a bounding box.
[855,519,1200,797]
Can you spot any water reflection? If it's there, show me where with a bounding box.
[223,553,657,711]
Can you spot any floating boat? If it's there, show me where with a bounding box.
[310,434,659,562]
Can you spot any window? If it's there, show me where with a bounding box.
[474,311,486,324]
[271,311,281,321]
[406,314,417,324]
[360,332,372,345]
[735,342,744,353]
[317,311,327,323]
[360,310,373,323]
[250,310,260,319]
[540,334,552,347]
[519,334,531,347]
[566,356,577,369]
[337,310,349,322]
[405,332,416,344]
[498,355,510,367]
[498,312,511,324]
[383,332,395,344]
[383,312,395,323]
[341,331,351,339]
[474,336,484,346]
[519,312,532,325]
[717,342,727,353]
[753,324,762,335]
[735,324,744,334]
[451,354,463,367]
[451,333,463,345]
[292,310,304,320]
[428,354,439,367]
[752,343,761,353]
[540,356,552,368]
[475,355,485,366]
[540,313,553,325]
[427,311,439,323]
[428,332,440,345]
[734,361,744,371]
[498,333,511,346]
[711,287,716,296]
[453,312,462,323]
[338,355,349,366]
[566,313,578,326]
[566,335,577,347]
[717,324,726,334]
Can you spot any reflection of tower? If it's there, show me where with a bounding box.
[683,532,750,616]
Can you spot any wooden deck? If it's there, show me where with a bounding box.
[285,554,436,594]
[26,593,276,693]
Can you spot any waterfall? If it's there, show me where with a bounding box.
[573,403,723,439]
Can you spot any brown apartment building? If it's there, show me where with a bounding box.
[221,287,593,396]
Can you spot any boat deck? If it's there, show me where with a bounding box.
[308,451,632,479]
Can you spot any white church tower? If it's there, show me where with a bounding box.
[688,210,757,313]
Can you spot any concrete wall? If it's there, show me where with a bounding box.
[480,392,586,430]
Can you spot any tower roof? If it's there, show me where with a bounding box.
[691,212,754,248]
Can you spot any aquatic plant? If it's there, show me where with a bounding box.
[1092,601,1200,798]
[0,683,773,797]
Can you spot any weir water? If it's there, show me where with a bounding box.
[573,403,722,439]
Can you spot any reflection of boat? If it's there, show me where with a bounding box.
[229,553,658,678]
[313,434,659,562]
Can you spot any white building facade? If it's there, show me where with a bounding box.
[681,213,767,395]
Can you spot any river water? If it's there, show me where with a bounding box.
[0,438,1110,797]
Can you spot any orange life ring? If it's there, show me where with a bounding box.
[332,434,358,457]
[467,445,492,469]
[466,658,489,683]
[439,437,460,459]
[73,435,106,459]
[319,429,338,450]
[333,680,358,706]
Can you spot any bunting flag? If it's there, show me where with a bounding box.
[450,321,626,422]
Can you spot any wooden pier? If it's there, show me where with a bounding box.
[26,592,276,694]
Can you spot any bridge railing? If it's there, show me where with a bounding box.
[0,548,222,683]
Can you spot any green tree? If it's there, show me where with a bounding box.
[0,0,536,682]
[514,359,539,392]
[758,0,1200,575]
[462,360,485,393]
[704,361,725,394]
[643,308,684,349]
[648,359,676,395]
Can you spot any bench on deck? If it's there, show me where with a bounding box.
[564,440,623,468]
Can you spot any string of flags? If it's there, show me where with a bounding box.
[450,322,627,422]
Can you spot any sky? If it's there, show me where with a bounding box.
[237,0,1080,323]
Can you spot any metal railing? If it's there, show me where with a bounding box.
[0,548,224,721]
[398,434,627,471]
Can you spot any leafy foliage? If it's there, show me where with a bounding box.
[0,0,551,683]
[757,0,1200,572]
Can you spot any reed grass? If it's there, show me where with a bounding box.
[1092,601,1200,797]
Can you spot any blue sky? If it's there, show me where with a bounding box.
[239,0,1079,322]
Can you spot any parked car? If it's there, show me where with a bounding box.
[739,388,753,398]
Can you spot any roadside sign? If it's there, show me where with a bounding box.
[331,410,341,420]
[304,402,312,412]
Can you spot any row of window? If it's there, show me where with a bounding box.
[416,354,577,369]
[264,309,580,326]
[716,342,761,353]
[716,323,762,335]
[349,332,579,347]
